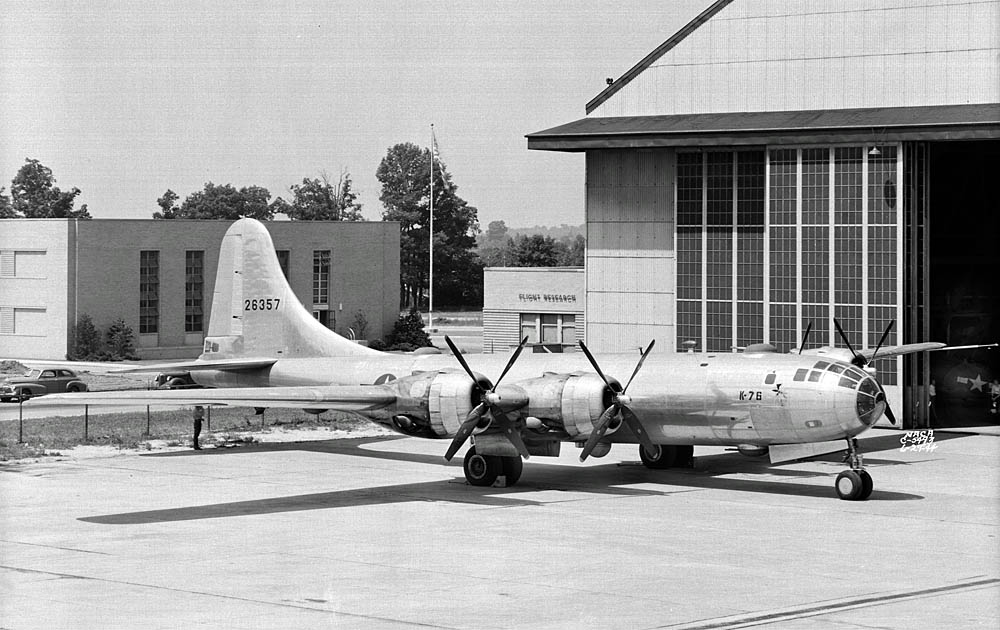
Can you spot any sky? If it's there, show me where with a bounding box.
[1,0,707,228]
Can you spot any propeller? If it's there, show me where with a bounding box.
[442,335,530,461]
[797,322,813,354]
[577,339,659,462]
[833,319,897,425]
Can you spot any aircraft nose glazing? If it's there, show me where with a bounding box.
[855,376,885,426]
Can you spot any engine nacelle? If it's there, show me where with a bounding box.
[377,371,486,438]
[516,373,612,438]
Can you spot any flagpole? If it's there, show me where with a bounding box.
[429,124,434,332]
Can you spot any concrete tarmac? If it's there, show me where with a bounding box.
[1,427,997,629]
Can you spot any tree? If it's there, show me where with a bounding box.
[557,234,586,266]
[0,187,14,218]
[153,182,276,220]
[9,158,91,219]
[513,234,560,267]
[384,307,432,351]
[281,170,364,221]
[483,220,508,245]
[103,318,139,361]
[69,314,102,360]
[377,142,481,309]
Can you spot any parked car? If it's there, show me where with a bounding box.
[0,368,88,402]
[154,371,201,389]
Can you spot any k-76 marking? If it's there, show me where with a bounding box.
[244,298,280,311]
[739,390,763,401]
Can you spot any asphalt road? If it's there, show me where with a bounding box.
[1,425,997,629]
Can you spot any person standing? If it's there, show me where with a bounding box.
[990,379,1000,419]
[193,405,204,450]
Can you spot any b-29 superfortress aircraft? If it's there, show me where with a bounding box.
[33,218,956,500]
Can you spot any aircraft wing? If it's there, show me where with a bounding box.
[22,385,396,412]
[858,342,945,362]
[109,357,278,374]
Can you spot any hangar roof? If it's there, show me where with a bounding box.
[526,103,1000,151]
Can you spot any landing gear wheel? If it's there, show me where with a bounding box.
[835,470,864,500]
[857,469,873,500]
[500,456,523,486]
[463,448,500,487]
[640,444,676,469]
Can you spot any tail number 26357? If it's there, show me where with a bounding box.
[245,298,281,311]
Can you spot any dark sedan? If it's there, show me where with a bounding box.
[0,368,88,402]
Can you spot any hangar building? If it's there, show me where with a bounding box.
[0,219,400,360]
[527,0,1000,427]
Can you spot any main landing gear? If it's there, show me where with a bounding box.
[462,447,523,487]
[835,438,873,501]
[639,444,695,469]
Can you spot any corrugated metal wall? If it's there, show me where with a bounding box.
[592,0,1000,117]
[586,149,676,352]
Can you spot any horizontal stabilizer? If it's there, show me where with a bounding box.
[25,385,396,412]
[110,358,278,374]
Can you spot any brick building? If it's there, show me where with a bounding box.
[0,219,400,360]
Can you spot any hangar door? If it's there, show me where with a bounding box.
[908,140,1000,428]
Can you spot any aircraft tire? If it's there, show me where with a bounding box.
[501,456,523,486]
[640,444,677,469]
[463,448,500,487]
[835,470,864,500]
[857,470,873,500]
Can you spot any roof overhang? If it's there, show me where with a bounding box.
[527,104,1000,152]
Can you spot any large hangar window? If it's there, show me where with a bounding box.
[676,150,765,353]
[675,145,900,384]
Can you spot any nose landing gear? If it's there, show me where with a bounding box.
[835,438,873,500]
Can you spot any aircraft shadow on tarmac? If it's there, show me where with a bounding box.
[80,433,928,524]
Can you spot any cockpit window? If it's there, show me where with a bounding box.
[799,361,871,391]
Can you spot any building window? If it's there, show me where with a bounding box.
[313,250,330,305]
[139,250,159,334]
[185,250,204,333]
[276,250,290,280]
[520,313,576,346]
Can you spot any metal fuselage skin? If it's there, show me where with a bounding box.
[193,350,880,447]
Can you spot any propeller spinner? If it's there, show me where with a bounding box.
[577,339,659,462]
[442,335,531,461]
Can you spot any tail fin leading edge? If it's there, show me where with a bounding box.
[202,218,378,360]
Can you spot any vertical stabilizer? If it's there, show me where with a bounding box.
[202,218,379,359]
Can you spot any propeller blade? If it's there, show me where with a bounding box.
[884,403,897,425]
[619,406,658,459]
[444,412,484,461]
[493,336,529,390]
[622,340,655,393]
[833,319,861,364]
[578,341,613,390]
[870,320,894,364]
[798,322,813,354]
[491,408,531,459]
[444,335,484,390]
[579,406,618,462]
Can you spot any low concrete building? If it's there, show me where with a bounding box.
[482,267,584,353]
[0,219,400,360]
